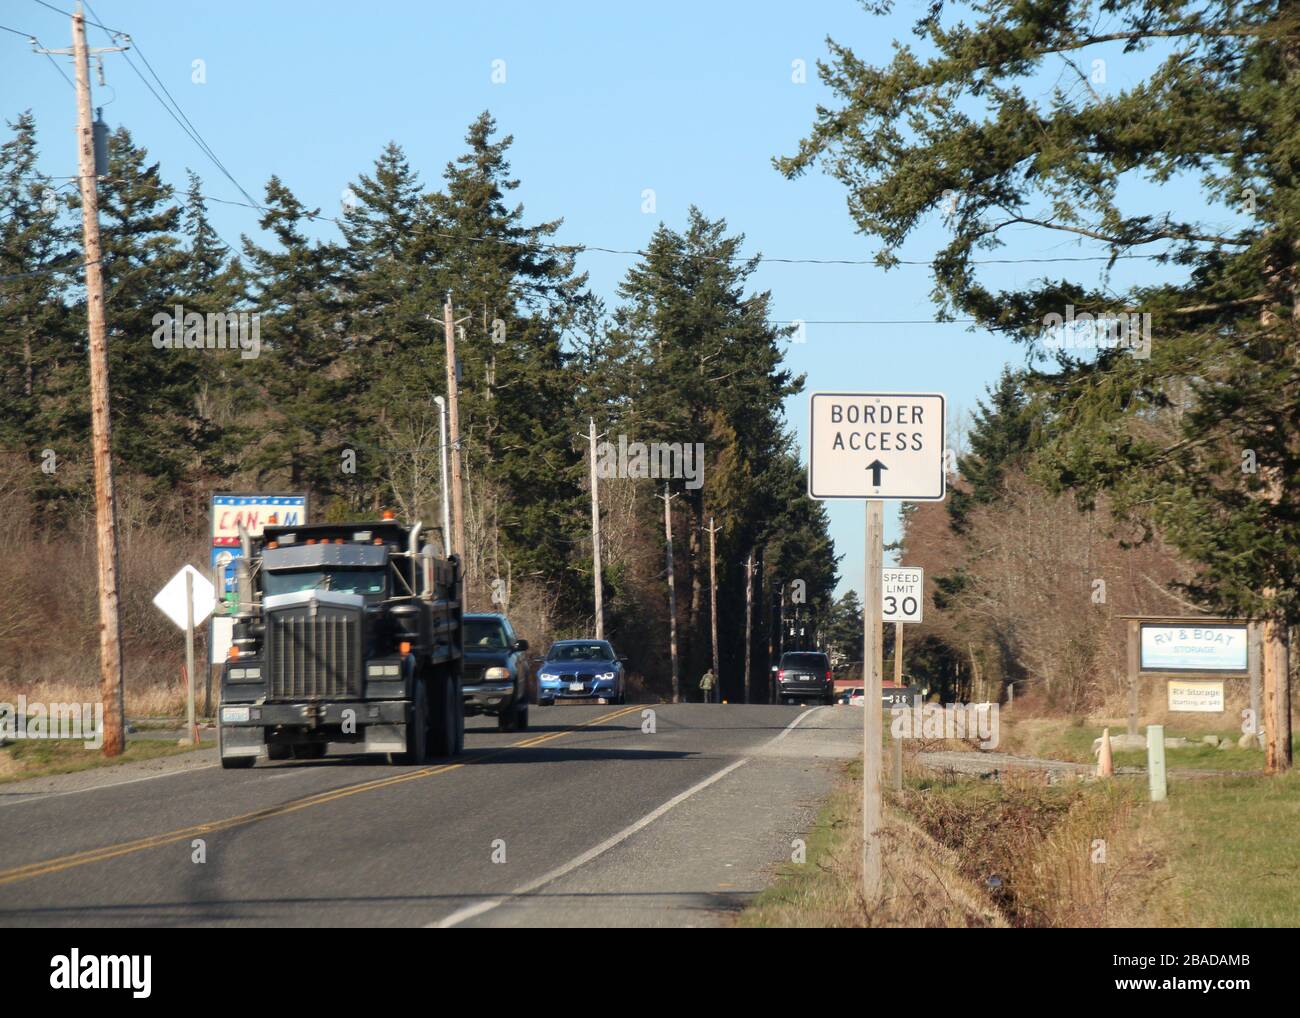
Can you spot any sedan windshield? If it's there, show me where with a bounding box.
[264,568,386,597]
[547,643,614,663]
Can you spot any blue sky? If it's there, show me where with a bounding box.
[1,0,1195,597]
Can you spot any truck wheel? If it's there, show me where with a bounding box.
[219,725,255,769]
[429,670,461,757]
[396,680,429,764]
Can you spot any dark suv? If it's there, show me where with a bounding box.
[462,613,534,731]
[775,651,834,705]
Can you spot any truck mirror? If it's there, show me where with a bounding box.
[513,639,529,652]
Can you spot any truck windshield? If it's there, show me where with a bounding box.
[465,619,509,649]
[264,569,387,597]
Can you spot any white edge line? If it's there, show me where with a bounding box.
[432,705,825,928]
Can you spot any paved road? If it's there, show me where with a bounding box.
[0,704,859,927]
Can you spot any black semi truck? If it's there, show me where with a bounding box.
[217,517,464,768]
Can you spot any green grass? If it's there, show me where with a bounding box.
[1000,715,1295,771]
[0,737,202,784]
[1149,774,1300,925]
[1150,770,1300,927]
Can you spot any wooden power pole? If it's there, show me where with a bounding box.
[588,417,604,640]
[66,5,126,757]
[744,551,754,704]
[1262,618,1292,773]
[658,486,680,703]
[706,516,721,703]
[442,295,466,562]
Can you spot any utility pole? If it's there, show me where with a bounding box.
[440,295,468,562]
[433,395,451,553]
[657,486,680,703]
[588,418,605,640]
[42,6,129,757]
[744,551,754,704]
[706,516,721,703]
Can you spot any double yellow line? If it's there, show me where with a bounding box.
[0,703,644,889]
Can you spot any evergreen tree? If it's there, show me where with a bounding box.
[0,112,75,509]
[241,176,351,502]
[780,0,1300,628]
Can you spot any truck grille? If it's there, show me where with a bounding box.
[267,606,362,700]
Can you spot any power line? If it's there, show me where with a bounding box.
[29,0,123,35]
[77,0,262,213]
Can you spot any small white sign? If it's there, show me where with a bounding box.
[1167,679,1225,713]
[808,392,946,500]
[153,565,216,631]
[883,567,924,623]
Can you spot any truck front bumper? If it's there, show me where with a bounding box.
[219,699,410,757]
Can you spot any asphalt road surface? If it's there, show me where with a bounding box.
[0,704,859,927]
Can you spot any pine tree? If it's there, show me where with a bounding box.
[0,112,76,510]
[780,0,1300,626]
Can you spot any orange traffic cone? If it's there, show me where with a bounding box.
[1097,726,1114,777]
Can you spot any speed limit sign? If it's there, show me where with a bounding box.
[882,567,923,623]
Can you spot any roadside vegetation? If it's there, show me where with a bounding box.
[997,708,1299,772]
[748,740,1300,928]
[0,737,202,784]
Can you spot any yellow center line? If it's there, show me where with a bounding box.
[0,704,645,889]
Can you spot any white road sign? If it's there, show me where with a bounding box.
[153,565,216,631]
[882,567,924,623]
[808,392,946,500]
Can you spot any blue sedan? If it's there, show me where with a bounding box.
[538,640,627,705]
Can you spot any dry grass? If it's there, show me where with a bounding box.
[739,760,1007,927]
[902,767,1172,927]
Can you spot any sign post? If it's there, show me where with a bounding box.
[809,392,945,904]
[153,564,216,743]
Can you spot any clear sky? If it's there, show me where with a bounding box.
[1,0,1188,597]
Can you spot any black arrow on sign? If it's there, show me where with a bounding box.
[865,459,887,486]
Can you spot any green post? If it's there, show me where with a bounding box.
[1147,724,1167,802]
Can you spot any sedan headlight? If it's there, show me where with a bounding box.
[484,667,510,681]
[597,672,615,681]
[539,672,558,681]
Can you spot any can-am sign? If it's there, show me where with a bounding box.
[1140,624,1248,673]
[212,494,306,547]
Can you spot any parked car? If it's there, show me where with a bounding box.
[462,613,534,731]
[538,640,627,704]
[775,651,835,705]
[837,686,865,705]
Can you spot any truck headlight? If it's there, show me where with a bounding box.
[367,663,401,678]
[484,667,510,681]
[228,666,261,681]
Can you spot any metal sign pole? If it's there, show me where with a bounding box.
[863,499,884,902]
[185,569,197,744]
